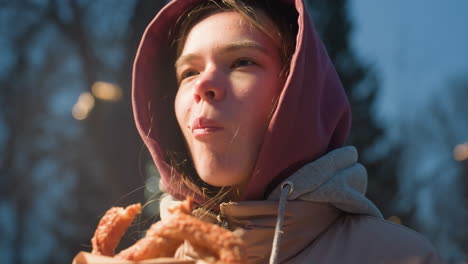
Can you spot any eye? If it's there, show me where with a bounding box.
[231,58,257,68]
[179,70,199,82]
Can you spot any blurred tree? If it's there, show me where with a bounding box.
[0,1,166,263]
[305,0,402,218]
[44,0,169,259]
[0,2,79,263]
[394,75,468,261]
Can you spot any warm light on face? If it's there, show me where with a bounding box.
[91,81,122,102]
[174,12,283,190]
[453,142,468,161]
[72,92,95,120]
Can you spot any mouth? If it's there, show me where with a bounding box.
[189,117,224,138]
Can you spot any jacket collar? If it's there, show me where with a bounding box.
[160,146,381,262]
[162,195,341,263]
[219,201,342,263]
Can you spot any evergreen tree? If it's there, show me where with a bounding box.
[306,0,402,217]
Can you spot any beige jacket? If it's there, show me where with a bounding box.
[160,147,443,264]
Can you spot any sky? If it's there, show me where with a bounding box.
[349,0,468,135]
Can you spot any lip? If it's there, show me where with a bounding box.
[189,117,224,138]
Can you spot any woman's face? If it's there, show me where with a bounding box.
[174,11,283,191]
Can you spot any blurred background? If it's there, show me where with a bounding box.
[0,0,466,263]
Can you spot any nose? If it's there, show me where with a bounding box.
[193,69,225,103]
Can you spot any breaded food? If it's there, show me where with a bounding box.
[91,203,142,256]
[91,198,247,264]
[115,220,183,260]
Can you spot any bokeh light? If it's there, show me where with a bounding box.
[453,143,468,161]
[91,81,122,102]
[72,92,95,120]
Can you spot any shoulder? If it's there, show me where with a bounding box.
[341,214,435,249]
[342,214,442,262]
[305,213,444,264]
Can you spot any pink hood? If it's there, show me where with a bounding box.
[132,0,351,203]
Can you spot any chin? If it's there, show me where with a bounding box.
[197,167,243,187]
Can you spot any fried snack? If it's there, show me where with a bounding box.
[91,203,142,256]
[92,198,247,264]
[114,199,192,260]
[115,220,183,260]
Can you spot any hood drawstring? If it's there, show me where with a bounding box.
[269,181,294,264]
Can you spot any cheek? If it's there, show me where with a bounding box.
[255,77,282,125]
[247,77,282,113]
[174,92,189,130]
[236,80,280,143]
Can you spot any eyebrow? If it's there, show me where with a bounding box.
[174,40,268,69]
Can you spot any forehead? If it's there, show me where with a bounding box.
[180,11,278,55]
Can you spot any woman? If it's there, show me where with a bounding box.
[132,0,442,263]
